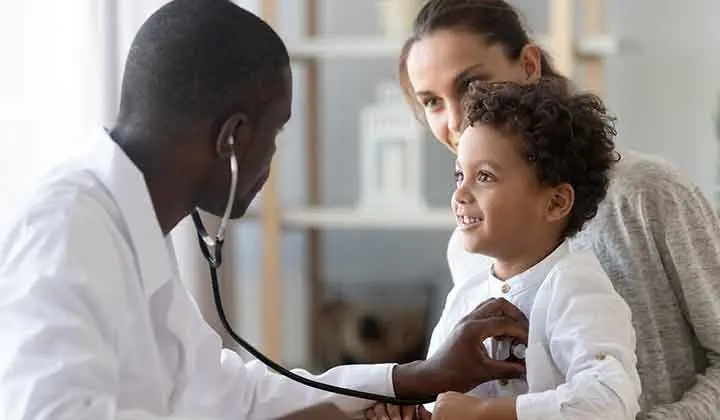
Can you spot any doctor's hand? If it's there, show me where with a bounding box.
[392,298,528,399]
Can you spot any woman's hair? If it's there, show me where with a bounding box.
[398,0,563,120]
[461,78,618,239]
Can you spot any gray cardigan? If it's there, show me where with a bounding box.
[571,150,720,419]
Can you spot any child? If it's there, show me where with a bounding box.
[365,79,640,420]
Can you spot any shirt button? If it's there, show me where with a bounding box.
[501,283,511,294]
[595,352,608,361]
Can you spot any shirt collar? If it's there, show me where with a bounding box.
[83,128,176,297]
[489,240,570,295]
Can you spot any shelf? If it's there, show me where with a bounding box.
[287,36,403,59]
[287,34,619,60]
[282,207,456,230]
[572,34,619,58]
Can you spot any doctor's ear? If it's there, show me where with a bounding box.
[216,113,251,158]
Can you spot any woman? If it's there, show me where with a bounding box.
[366,0,720,419]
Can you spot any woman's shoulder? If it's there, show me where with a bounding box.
[603,149,713,224]
[610,150,698,197]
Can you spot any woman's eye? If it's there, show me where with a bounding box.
[422,97,441,110]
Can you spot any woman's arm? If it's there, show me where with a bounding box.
[641,173,720,420]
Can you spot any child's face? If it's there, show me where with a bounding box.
[452,124,557,259]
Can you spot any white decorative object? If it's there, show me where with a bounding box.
[357,82,427,213]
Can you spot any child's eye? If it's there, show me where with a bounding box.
[477,171,494,183]
[454,170,463,187]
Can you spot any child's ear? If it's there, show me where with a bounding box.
[544,183,574,223]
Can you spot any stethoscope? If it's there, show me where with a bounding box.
[190,137,433,406]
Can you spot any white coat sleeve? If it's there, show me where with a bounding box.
[516,256,642,420]
[165,302,395,419]
[227,356,394,418]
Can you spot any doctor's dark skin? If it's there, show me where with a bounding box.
[107,0,528,405]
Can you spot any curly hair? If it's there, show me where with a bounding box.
[461,78,619,238]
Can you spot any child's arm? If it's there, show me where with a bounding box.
[514,255,641,420]
[431,392,516,420]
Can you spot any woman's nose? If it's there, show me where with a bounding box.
[446,103,464,148]
[447,102,463,138]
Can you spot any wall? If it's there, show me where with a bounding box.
[507,0,720,195]
[0,1,103,204]
[603,0,720,196]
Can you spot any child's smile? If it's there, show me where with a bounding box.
[455,214,483,230]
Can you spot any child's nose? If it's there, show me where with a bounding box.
[453,184,474,205]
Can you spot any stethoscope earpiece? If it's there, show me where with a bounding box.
[192,134,238,266]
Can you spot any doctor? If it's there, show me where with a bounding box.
[0,1,529,419]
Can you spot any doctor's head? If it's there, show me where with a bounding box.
[113,0,291,225]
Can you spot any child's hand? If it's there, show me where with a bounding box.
[363,403,431,420]
[433,392,517,420]
[432,392,484,420]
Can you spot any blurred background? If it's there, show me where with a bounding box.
[1,0,719,372]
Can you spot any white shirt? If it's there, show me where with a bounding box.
[0,129,395,420]
[426,232,641,419]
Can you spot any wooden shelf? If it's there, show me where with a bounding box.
[287,34,618,60]
[573,34,618,58]
[282,207,456,230]
[288,36,403,59]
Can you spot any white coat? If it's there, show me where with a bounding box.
[0,129,395,420]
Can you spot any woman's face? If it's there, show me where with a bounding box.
[405,29,541,150]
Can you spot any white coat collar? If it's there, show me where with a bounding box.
[84,128,176,297]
